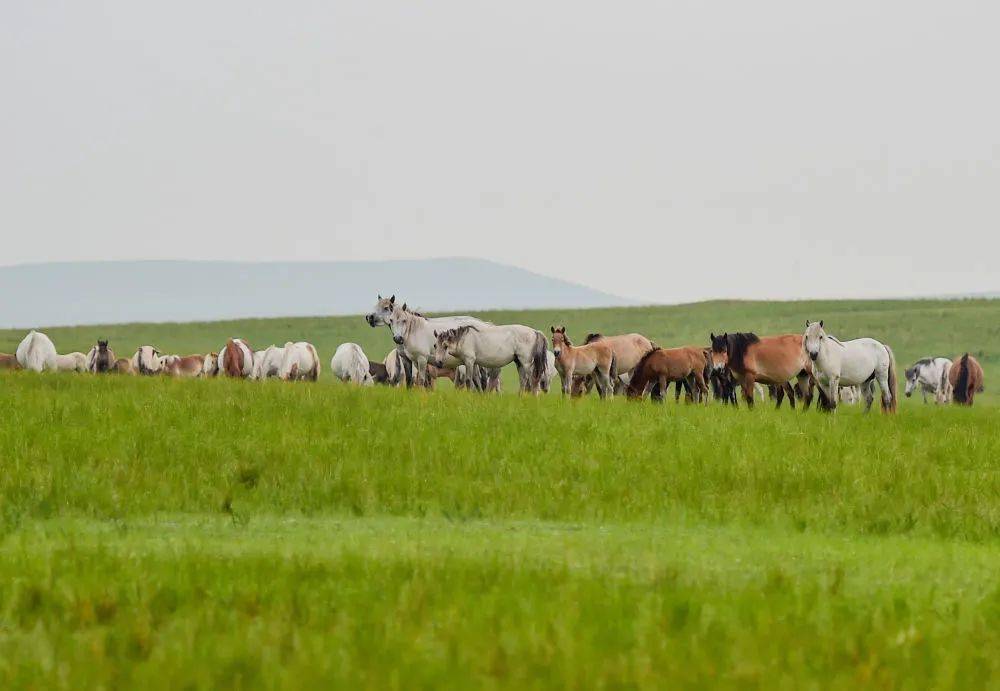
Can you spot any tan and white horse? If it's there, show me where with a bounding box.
[550,326,617,398]
[163,354,212,378]
[133,346,165,375]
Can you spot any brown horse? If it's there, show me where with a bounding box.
[949,353,984,406]
[627,347,709,401]
[709,332,812,408]
[88,340,116,373]
[222,338,253,378]
[0,353,19,370]
[550,326,617,398]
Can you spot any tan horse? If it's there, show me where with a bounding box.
[949,353,984,406]
[550,326,617,398]
[164,354,209,378]
[626,347,709,401]
[709,332,812,408]
[112,358,136,375]
[0,353,20,370]
[573,332,654,395]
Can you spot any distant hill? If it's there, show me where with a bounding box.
[0,258,638,328]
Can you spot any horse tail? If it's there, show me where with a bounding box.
[307,343,320,381]
[883,344,898,413]
[530,330,547,389]
[953,353,970,404]
[224,339,243,377]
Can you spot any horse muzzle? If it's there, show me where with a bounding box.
[365,314,375,327]
[393,336,404,345]
[808,351,819,361]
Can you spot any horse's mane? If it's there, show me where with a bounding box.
[450,325,479,340]
[584,333,603,344]
[633,346,662,373]
[726,332,760,370]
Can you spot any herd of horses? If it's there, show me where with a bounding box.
[4,295,987,410]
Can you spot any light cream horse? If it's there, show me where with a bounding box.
[550,326,617,398]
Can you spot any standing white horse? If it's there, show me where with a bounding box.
[250,345,285,380]
[432,324,548,393]
[54,352,88,372]
[904,357,953,404]
[331,343,373,385]
[278,342,321,381]
[16,330,58,372]
[366,295,490,387]
[802,321,897,413]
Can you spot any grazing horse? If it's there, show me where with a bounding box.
[366,295,488,387]
[112,358,136,375]
[369,361,392,385]
[550,326,617,398]
[54,352,88,372]
[0,353,20,370]
[709,332,812,408]
[949,353,984,406]
[87,340,116,373]
[802,321,897,413]
[219,338,254,378]
[163,354,211,378]
[626,347,709,401]
[279,342,321,381]
[250,345,285,380]
[905,357,953,404]
[573,332,655,395]
[15,330,58,372]
[133,346,165,375]
[331,343,372,385]
[432,324,547,393]
[202,353,219,377]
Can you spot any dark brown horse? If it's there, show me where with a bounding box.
[949,353,984,405]
[626,347,708,401]
[0,353,19,370]
[709,332,812,408]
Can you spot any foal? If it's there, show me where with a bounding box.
[550,326,616,398]
[626,347,709,401]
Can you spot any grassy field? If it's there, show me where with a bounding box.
[0,299,998,688]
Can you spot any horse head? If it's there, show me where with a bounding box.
[366,294,395,327]
[803,321,826,361]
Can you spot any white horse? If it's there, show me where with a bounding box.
[904,357,953,404]
[132,346,165,375]
[432,324,548,393]
[332,343,373,385]
[16,330,58,372]
[838,385,861,405]
[54,352,88,372]
[366,295,489,386]
[250,346,285,380]
[802,321,897,413]
[278,342,321,381]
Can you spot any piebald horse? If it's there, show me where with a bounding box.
[219,338,254,378]
[949,353,984,406]
[626,346,709,401]
[802,321,897,413]
[709,332,812,408]
[550,326,617,398]
[904,357,953,404]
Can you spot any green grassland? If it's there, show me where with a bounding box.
[0,299,998,689]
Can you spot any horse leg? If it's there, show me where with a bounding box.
[782,382,797,409]
[561,366,573,396]
[773,385,785,409]
[862,381,875,412]
[797,373,814,410]
[741,374,756,408]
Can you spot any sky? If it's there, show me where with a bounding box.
[2,1,998,304]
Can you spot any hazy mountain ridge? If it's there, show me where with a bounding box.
[0,258,638,328]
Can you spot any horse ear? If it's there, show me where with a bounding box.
[550,326,555,333]
[819,320,824,328]
[433,330,437,338]
[389,295,395,304]
[401,303,407,311]
[710,333,715,340]
[377,293,381,299]
[805,320,809,328]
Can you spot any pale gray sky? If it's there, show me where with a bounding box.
[3,1,998,304]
